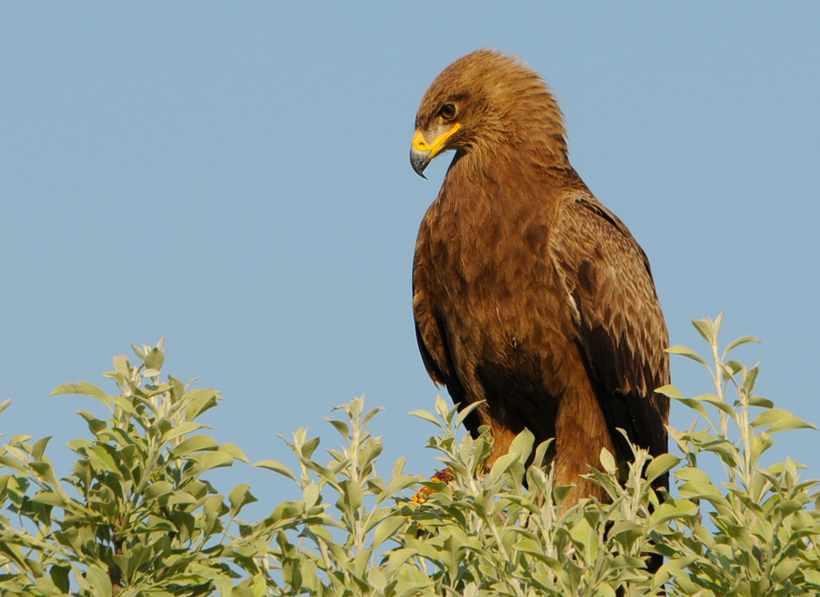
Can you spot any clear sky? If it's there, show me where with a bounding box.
[2,3,818,514]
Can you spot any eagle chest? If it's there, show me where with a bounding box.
[417,196,573,374]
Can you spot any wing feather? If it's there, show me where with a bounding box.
[550,195,670,463]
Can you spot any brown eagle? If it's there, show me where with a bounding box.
[410,49,670,505]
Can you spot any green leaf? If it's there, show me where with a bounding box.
[434,395,451,420]
[268,500,306,525]
[303,482,321,507]
[362,406,383,427]
[692,317,717,344]
[77,410,106,435]
[372,515,406,550]
[674,398,709,419]
[699,393,735,415]
[142,342,166,371]
[666,345,709,367]
[31,490,67,507]
[50,564,71,593]
[51,381,111,402]
[112,354,130,378]
[183,388,221,420]
[748,395,774,409]
[742,365,759,395]
[31,436,51,461]
[455,400,484,429]
[339,479,363,511]
[220,442,249,463]
[172,435,219,458]
[675,467,712,484]
[326,419,349,438]
[86,446,120,474]
[167,490,197,506]
[110,396,137,416]
[254,459,298,482]
[86,564,113,597]
[751,409,816,434]
[656,384,683,399]
[598,448,616,473]
[724,335,761,356]
[145,481,175,499]
[300,436,321,460]
[488,452,520,482]
[161,421,203,443]
[678,480,723,501]
[751,432,774,464]
[229,483,258,517]
[804,568,820,587]
[645,453,680,484]
[508,428,534,460]
[0,398,12,417]
[385,474,421,499]
[408,409,441,427]
[191,451,234,472]
[30,460,62,489]
[773,556,800,581]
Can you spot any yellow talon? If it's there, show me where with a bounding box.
[411,468,455,504]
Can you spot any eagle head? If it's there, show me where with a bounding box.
[410,49,567,177]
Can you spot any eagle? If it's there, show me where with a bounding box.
[410,49,670,506]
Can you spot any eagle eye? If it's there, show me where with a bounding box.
[439,103,456,120]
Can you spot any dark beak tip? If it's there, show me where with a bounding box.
[410,148,430,179]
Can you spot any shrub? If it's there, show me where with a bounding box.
[1,316,818,596]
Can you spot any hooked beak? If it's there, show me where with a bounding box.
[409,123,460,178]
[410,143,430,178]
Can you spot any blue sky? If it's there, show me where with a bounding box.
[1,3,818,512]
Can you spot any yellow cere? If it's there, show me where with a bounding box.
[412,123,461,157]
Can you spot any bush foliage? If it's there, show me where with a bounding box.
[1,316,819,596]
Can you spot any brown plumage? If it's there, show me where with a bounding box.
[410,49,670,506]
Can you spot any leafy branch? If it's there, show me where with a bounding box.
[1,316,818,596]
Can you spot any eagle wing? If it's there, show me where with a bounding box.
[549,194,670,463]
[412,221,481,435]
